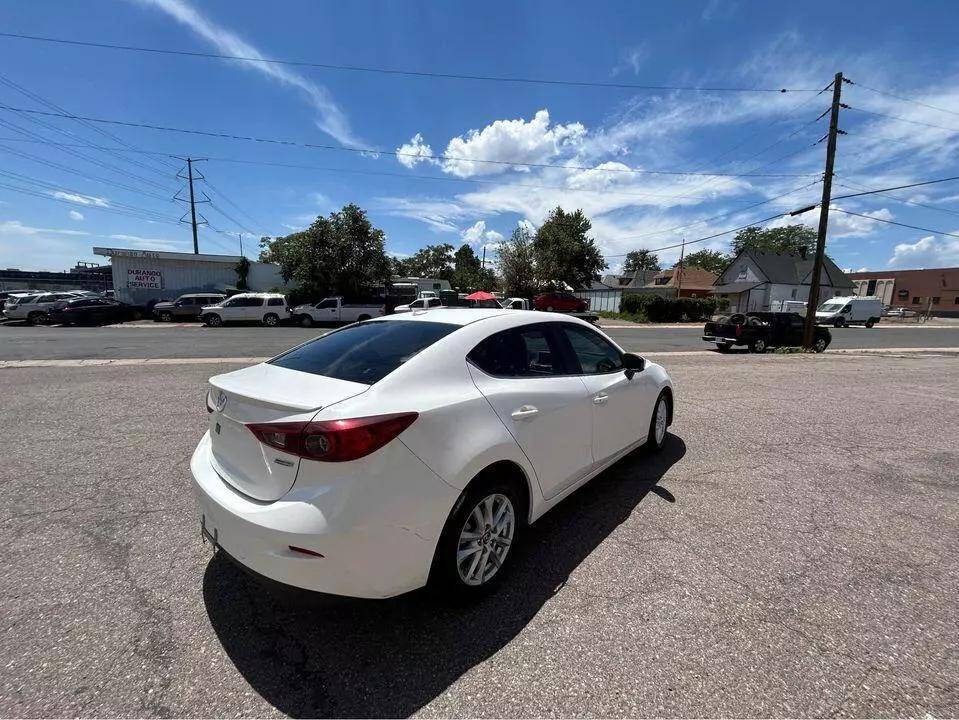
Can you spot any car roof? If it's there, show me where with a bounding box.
[230,292,285,298]
[377,308,597,329]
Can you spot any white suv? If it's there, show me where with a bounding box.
[200,293,290,327]
[2,292,78,324]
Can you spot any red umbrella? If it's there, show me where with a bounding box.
[465,291,496,301]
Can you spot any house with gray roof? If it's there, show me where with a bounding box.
[711,248,854,313]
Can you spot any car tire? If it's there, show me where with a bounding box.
[160,311,173,322]
[299,314,313,328]
[432,476,524,601]
[646,392,671,452]
[263,313,279,327]
[357,314,371,322]
[204,314,222,327]
[865,319,875,328]
[546,306,554,312]
[813,337,828,353]
[749,337,767,353]
[834,317,845,328]
[26,311,43,325]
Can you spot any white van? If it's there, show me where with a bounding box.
[815,296,883,328]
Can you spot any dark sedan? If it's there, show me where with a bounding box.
[48,298,144,326]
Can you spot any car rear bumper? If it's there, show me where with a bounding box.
[190,431,458,599]
[702,335,737,344]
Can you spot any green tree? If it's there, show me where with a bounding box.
[623,249,661,273]
[498,225,539,298]
[533,207,607,290]
[234,256,251,291]
[259,203,390,299]
[450,244,497,290]
[731,224,817,256]
[393,243,455,280]
[675,248,730,275]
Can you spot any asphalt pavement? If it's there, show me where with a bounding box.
[2,319,959,360]
[1,353,956,717]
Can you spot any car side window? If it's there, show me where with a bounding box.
[317,299,337,309]
[559,325,624,374]
[468,326,564,377]
[179,297,194,306]
[267,298,285,306]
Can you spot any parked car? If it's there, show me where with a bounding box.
[702,311,831,353]
[533,291,588,313]
[152,293,227,322]
[48,298,143,326]
[192,310,673,599]
[1,292,40,319]
[1,292,78,324]
[200,293,291,327]
[815,296,883,328]
[393,297,443,313]
[884,306,917,318]
[501,297,532,310]
[292,296,386,327]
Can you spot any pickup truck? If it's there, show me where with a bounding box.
[292,296,385,327]
[702,312,831,353]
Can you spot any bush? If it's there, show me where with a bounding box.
[620,294,718,322]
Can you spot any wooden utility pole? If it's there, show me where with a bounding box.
[803,72,844,348]
[187,157,200,255]
[676,236,686,296]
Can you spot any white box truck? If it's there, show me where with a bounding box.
[815,296,884,328]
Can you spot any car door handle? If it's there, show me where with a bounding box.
[510,405,539,420]
[593,394,609,405]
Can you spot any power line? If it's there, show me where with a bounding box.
[0,71,180,177]
[602,210,794,258]
[845,106,959,134]
[202,179,269,235]
[830,174,959,200]
[612,180,822,243]
[0,104,821,178]
[830,208,959,239]
[832,180,959,218]
[847,79,959,118]
[0,32,819,94]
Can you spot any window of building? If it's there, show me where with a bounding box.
[912,296,921,304]
[932,297,940,305]
[654,276,670,285]
[898,289,909,299]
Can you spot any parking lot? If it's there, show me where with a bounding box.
[1,350,956,717]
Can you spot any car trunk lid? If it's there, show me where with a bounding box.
[207,363,369,501]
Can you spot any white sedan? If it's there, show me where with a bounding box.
[191,309,674,599]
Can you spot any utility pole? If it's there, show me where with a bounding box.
[803,72,844,349]
[676,236,686,296]
[174,157,209,255]
[187,158,199,254]
[482,246,486,269]
[239,233,244,257]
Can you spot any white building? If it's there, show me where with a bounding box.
[93,247,287,305]
[711,249,854,313]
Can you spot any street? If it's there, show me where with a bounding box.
[1,352,956,717]
[2,320,959,360]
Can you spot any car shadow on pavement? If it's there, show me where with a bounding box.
[202,434,686,718]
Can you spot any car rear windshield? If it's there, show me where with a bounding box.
[269,320,459,384]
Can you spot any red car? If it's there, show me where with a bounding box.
[533,291,589,313]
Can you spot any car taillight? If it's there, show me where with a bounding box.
[247,412,418,462]
[735,324,741,337]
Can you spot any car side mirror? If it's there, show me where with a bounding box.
[623,352,645,379]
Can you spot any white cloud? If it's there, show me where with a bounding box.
[109,233,188,252]
[137,0,360,147]
[611,44,649,77]
[888,235,959,268]
[0,220,90,236]
[51,191,108,207]
[441,110,586,178]
[68,210,84,221]
[374,197,473,233]
[396,133,438,169]
[461,220,504,247]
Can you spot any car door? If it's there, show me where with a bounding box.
[556,323,657,464]
[467,323,594,500]
[174,297,193,318]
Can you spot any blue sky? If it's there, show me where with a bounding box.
[2,0,959,275]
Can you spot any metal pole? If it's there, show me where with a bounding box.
[803,72,843,348]
[187,157,199,255]
[676,236,686,296]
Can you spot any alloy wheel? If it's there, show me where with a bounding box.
[456,493,515,586]
[654,398,668,446]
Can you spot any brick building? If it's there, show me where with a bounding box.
[848,267,959,317]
